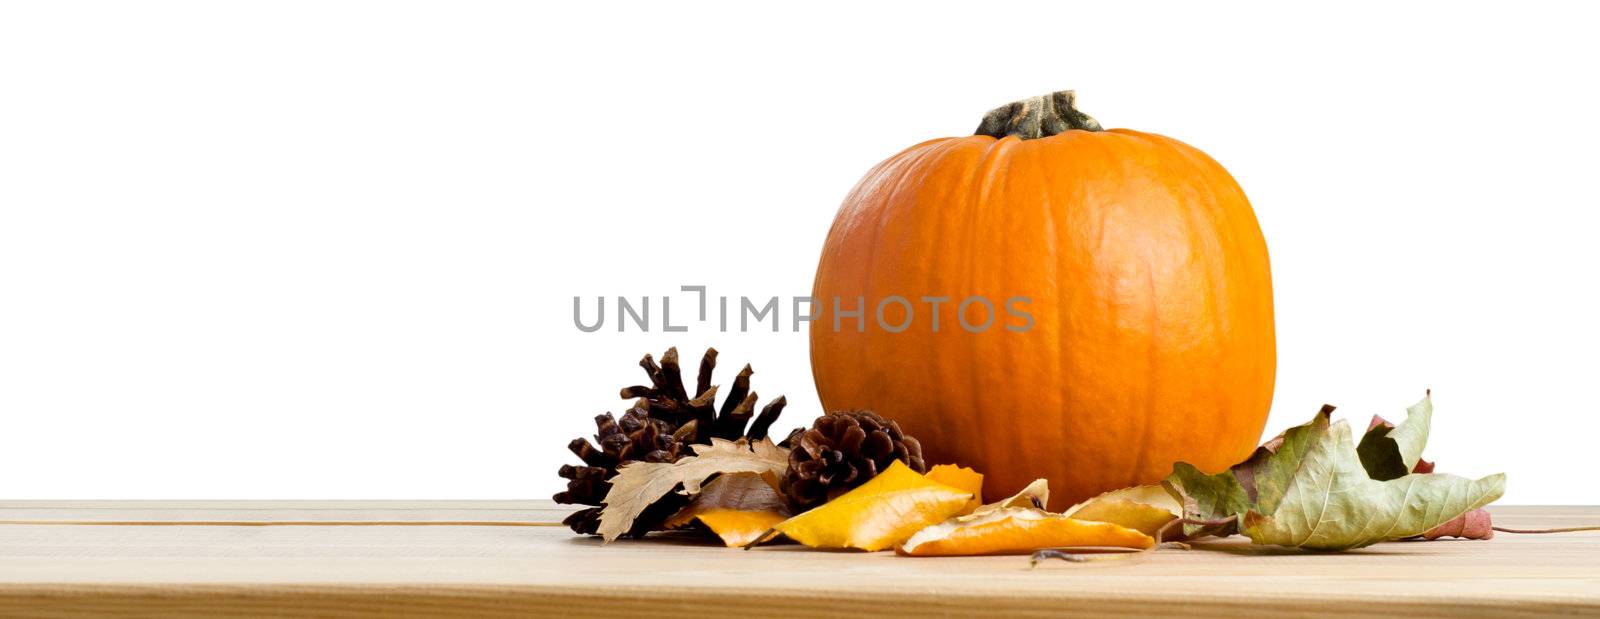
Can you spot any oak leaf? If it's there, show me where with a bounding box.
[761,460,972,551]
[597,437,788,542]
[662,472,790,547]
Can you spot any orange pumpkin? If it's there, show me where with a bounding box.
[809,91,1274,510]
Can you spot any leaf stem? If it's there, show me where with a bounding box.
[1492,525,1600,534]
[1155,515,1239,545]
[1030,516,1238,567]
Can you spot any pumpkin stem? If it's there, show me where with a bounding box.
[974,90,1102,140]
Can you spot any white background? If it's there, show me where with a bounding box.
[2,1,1595,503]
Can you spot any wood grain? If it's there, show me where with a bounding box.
[1,502,1597,618]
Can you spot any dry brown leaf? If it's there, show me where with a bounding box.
[1064,485,1179,537]
[897,508,1155,556]
[662,472,790,547]
[597,437,788,542]
[925,464,984,513]
[761,460,973,551]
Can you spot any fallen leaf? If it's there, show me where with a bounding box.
[1064,485,1181,537]
[1065,484,1179,516]
[974,478,1049,514]
[898,508,1154,556]
[925,464,984,513]
[1164,463,1249,538]
[1349,393,1489,542]
[1423,508,1494,540]
[1356,392,1433,481]
[1066,498,1176,538]
[662,472,790,547]
[762,460,973,551]
[1165,405,1505,550]
[598,437,789,542]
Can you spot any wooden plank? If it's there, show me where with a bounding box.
[0,500,568,524]
[0,502,1597,618]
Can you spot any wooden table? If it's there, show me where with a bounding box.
[1,502,1596,617]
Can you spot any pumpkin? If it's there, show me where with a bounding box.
[809,91,1274,510]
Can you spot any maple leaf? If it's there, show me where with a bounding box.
[1164,403,1505,551]
[758,460,973,551]
[662,472,791,547]
[597,437,788,542]
[1354,392,1491,540]
[1356,392,1433,480]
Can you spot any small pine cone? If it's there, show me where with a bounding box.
[553,347,790,536]
[783,410,927,512]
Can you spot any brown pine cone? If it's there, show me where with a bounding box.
[554,347,789,536]
[782,410,927,512]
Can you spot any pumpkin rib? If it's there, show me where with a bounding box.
[820,137,972,447]
[861,137,957,319]
[918,139,990,455]
[1085,133,1142,497]
[1152,133,1252,450]
[1094,131,1165,490]
[1025,135,1071,481]
[974,137,1016,478]
[1129,130,1223,475]
[811,142,937,403]
[1144,132,1275,460]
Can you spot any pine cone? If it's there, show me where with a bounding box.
[782,410,927,512]
[554,347,789,536]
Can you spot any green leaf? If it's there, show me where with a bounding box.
[1164,399,1505,551]
[1240,415,1502,550]
[1356,392,1433,481]
[1232,405,1336,514]
[1162,464,1246,537]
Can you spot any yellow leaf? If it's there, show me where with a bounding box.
[897,508,1155,556]
[1064,484,1179,537]
[598,438,789,542]
[695,509,789,547]
[1066,499,1176,537]
[765,460,973,551]
[973,478,1048,516]
[1065,484,1180,516]
[925,464,984,513]
[662,472,790,547]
